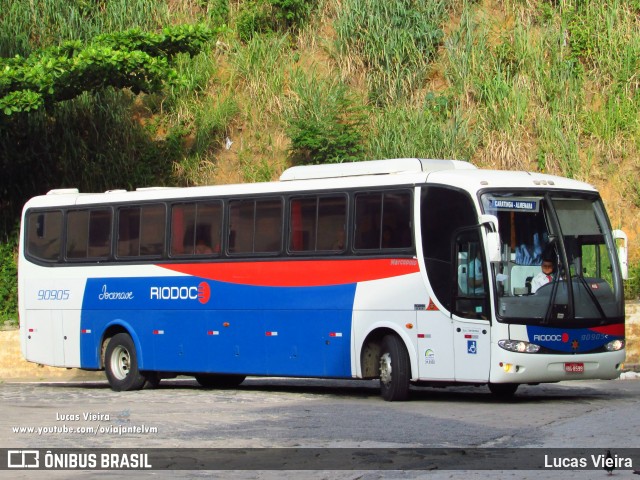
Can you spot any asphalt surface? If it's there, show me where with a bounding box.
[1,375,639,479]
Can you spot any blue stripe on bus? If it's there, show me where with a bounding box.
[526,325,623,353]
[80,277,355,377]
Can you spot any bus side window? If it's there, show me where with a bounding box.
[289,197,315,252]
[171,201,222,256]
[254,198,282,253]
[228,198,282,255]
[289,195,347,253]
[318,195,347,252]
[67,209,112,260]
[66,210,89,259]
[354,190,412,251]
[171,203,195,255]
[354,193,381,249]
[118,204,165,258]
[27,210,63,262]
[87,209,112,258]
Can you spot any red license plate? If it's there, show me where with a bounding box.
[565,362,584,373]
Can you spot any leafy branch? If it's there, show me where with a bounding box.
[0,24,214,115]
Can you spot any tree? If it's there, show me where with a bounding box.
[0,24,214,115]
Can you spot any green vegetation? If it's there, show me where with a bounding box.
[0,24,214,114]
[0,0,639,325]
[0,236,17,325]
[334,0,446,105]
[286,71,366,164]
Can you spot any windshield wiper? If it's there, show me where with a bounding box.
[575,274,608,320]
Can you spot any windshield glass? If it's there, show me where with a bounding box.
[481,192,623,327]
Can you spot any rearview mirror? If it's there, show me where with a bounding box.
[613,229,628,280]
[479,215,501,262]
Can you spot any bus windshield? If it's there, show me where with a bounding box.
[481,192,624,327]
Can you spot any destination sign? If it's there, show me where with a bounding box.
[487,197,540,212]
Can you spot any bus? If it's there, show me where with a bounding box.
[18,158,628,400]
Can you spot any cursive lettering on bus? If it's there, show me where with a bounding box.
[98,284,134,301]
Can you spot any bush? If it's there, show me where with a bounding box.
[236,1,273,42]
[0,235,18,326]
[286,72,366,165]
[236,0,315,42]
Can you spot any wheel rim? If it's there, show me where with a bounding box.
[110,345,131,380]
[380,352,392,385]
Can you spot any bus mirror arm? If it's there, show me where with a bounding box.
[479,214,501,263]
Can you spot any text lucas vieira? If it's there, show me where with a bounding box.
[544,453,632,469]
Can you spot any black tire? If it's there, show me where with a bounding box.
[104,333,147,392]
[379,334,411,401]
[488,383,519,398]
[195,374,246,389]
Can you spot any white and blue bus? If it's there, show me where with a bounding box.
[19,158,628,400]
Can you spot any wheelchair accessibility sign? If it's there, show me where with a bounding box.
[467,340,477,354]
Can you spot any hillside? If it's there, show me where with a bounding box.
[186,0,640,254]
[1,0,639,321]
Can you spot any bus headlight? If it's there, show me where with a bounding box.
[498,339,540,353]
[605,339,624,351]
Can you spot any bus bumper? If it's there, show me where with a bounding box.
[489,349,626,384]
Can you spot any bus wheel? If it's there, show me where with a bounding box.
[379,334,410,401]
[195,374,246,389]
[488,383,519,398]
[105,333,147,391]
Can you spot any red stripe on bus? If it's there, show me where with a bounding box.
[159,258,419,287]
[589,324,624,337]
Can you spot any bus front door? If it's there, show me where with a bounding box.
[451,230,491,382]
[452,317,490,382]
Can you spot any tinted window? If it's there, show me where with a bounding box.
[26,211,63,261]
[354,191,412,250]
[117,204,166,257]
[171,201,223,256]
[66,209,112,259]
[422,186,478,311]
[289,195,347,253]
[229,198,282,254]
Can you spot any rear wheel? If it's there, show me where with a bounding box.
[195,374,246,389]
[488,383,519,398]
[104,333,147,391]
[379,334,411,401]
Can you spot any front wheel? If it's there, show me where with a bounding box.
[379,334,411,401]
[104,333,147,391]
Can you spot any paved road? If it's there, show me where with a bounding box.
[1,376,639,479]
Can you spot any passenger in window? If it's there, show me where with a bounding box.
[195,225,213,254]
[195,239,213,254]
[332,228,346,250]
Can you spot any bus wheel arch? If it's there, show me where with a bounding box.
[100,325,130,370]
[102,328,147,392]
[360,328,412,401]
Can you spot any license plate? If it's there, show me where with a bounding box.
[565,362,584,373]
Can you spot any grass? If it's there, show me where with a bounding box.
[333,0,447,106]
[0,0,168,56]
